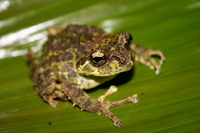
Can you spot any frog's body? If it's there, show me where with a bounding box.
[26,24,165,127]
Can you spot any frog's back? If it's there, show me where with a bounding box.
[41,24,105,64]
[42,24,105,55]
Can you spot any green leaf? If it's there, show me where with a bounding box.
[0,0,200,132]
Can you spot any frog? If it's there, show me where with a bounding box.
[26,24,165,127]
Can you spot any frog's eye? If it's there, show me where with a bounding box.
[128,33,133,41]
[91,52,106,67]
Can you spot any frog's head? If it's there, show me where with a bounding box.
[76,31,135,76]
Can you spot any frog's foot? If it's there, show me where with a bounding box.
[135,49,166,75]
[43,95,59,108]
[42,93,67,108]
[47,27,61,36]
[38,89,67,108]
[97,85,140,127]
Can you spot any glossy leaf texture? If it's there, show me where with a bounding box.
[0,0,200,132]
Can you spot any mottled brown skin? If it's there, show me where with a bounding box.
[26,24,165,127]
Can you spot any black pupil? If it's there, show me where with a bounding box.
[93,57,103,63]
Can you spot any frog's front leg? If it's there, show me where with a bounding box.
[98,85,139,103]
[97,85,117,102]
[130,42,166,75]
[63,83,139,127]
[26,50,67,108]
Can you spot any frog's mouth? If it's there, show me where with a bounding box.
[76,59,134,77]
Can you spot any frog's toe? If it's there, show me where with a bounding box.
[149,50,165,75]
[131,94,140,103]
[43,95,58,108]
[48,100,58,108]
[137,49,165,75]
[114,119,124,127]
[46,27,61,36]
